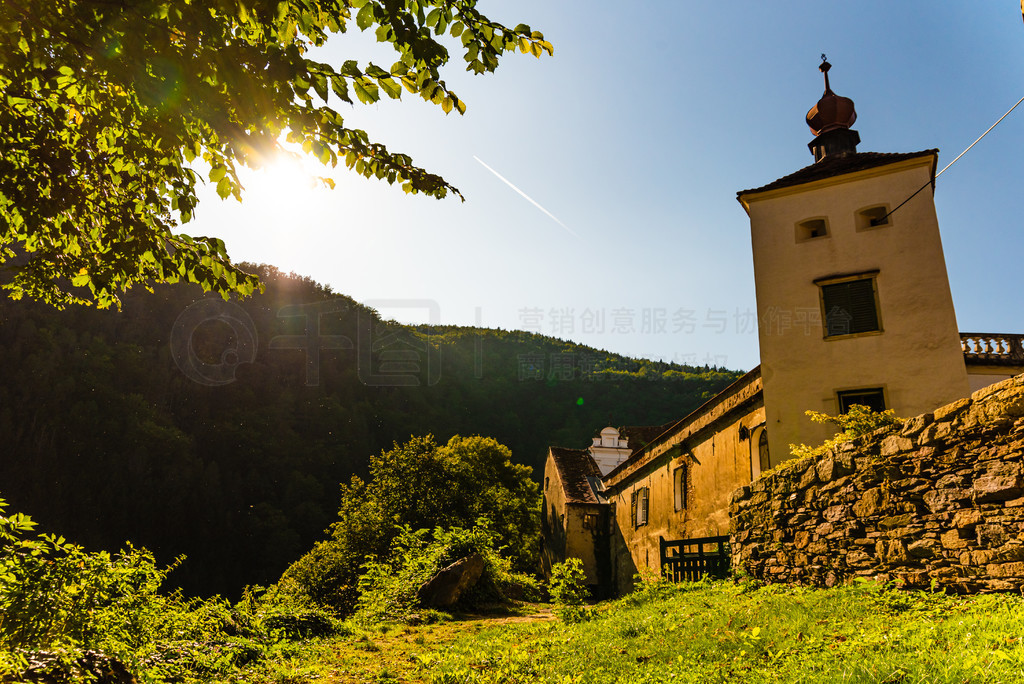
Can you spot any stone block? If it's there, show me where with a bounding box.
[798,466,818,489]
[980,578,1018,592]
[852,487,887,518]
[936,473,964,489]
[824,505,848,522]
[880,513,913,529]
[730,486,751,505]
[992,543,1024,563]
[923,488,971,512]
[941,530,970,550]
[847,549,872,567]
[793,530,811,549]
[985,561,1024,579]
[816,522,834,536]
[807,541,829,555]
[969,549,999,566]
[978,524,1009,547]
[880,435,915,457]
[934,397,971,423]
[816,457,854,483]
[901,413,934,438]
[952,509,983,528]
[907,539,938,559]
[973,463,1024,503]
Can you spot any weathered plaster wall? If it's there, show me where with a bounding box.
[540,456,569,579]
[731,374,1024,592]
[605,372,764,594]
[540,453,610,594]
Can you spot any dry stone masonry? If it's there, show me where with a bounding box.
[730,374,1024,592]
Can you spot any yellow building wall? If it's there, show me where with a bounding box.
[742,156,970,460]
[540,455,608,591]
[605,400,764,594]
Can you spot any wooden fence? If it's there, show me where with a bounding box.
[659,535,730,582]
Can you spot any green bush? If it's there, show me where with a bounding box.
[282,434,541,616]
[548,558,590,623]
[354,522,539,625]
[0,496,341,682]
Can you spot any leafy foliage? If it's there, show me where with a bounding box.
[547,558,589,623]
[0,0,552,307]
[354,523,539,625]
[789,404,904,461]
[0,497,343,682]
[283,434,540,615]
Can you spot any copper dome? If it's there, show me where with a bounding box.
[806,60,856,135]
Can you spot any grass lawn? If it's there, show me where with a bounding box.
[304,579,1024,684]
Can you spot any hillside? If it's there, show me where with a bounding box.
[0,266,743,597]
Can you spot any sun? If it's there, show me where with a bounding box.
[240,151,334,201]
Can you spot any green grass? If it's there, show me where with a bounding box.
[408,579,1024,684]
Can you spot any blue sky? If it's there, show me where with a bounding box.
[191,1,1024,372]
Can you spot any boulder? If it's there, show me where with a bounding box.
[416,553,486,608]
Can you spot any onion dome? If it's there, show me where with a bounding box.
[806,59,856,135]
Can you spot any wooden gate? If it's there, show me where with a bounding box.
[659,535,730,582]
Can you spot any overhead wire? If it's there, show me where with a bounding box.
[877,94,1024,225]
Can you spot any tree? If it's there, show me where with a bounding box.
[0,1,552,308]
[280,433,539,613]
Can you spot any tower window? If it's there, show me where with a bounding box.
[818,274,881,337]
[837,387,886,414]
[856,205,891,230]
[796,217,829,242]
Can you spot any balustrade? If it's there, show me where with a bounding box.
[961,333,1024,366]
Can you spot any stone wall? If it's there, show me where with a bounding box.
[730,374,1024,592]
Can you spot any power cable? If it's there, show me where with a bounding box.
[876,94,1024,225]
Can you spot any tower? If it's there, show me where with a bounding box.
[737,59,969,464]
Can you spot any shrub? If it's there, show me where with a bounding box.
[789,404,903,460]
[549,558,590,623]
[0,496,341,682]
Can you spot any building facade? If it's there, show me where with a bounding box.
[540,60,1024,596]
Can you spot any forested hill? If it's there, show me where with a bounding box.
[0,265,743,598]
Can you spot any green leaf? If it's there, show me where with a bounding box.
[216,176,232,199]
[356,3,374,31]
[353,78,379,104]
[378,77,402,99]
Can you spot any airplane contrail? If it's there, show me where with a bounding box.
[473,155,579,238]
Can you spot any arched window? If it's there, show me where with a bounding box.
[758,429,770,473]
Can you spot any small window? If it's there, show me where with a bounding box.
[796,217,829,242]
[631,487,649,528]
[837,388,886,414]
[819,275,881,337]
[673,465,688,511]
[583,513,600,529]
[856,205,890,230]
